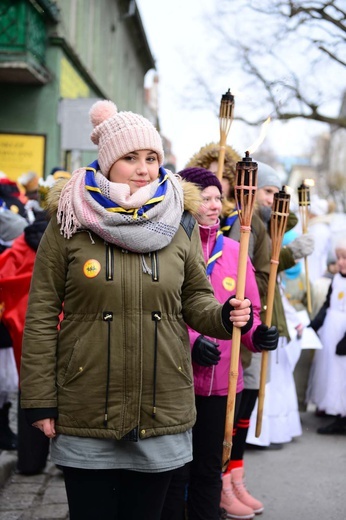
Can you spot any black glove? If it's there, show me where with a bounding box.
[221,297,253,335]
[336,334,346,356]
[192,335,220,367]
[252,324,279,352]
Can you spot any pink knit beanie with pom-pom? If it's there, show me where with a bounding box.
[89,100,164,176]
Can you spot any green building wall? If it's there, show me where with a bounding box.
[0,0,155,179]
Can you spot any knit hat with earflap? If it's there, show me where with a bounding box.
[89,100,164,176]
[179,167,222,193]
[257,161,282,190]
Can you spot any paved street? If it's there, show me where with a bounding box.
[0,393,68,520]
[244,410,345,520]
[0,400,345,519]
[0,461,68,520]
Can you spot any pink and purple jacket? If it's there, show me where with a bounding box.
[189,222,262,396]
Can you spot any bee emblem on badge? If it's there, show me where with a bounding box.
[83,259,101,278]
[223,276,236,292]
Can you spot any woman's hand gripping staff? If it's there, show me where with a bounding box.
[228,297,252,328]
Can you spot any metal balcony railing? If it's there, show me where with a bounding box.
[0,0,55,84]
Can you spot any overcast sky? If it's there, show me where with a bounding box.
[136,0,328,171]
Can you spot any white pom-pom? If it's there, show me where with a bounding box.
[89,100,118,127]
[17,171,38,186]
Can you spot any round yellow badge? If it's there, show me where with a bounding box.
[338,291,344,300]
[10,205,19,214]
[223,276,236,292]
[83,259,101,278]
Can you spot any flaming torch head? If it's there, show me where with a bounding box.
[297,181,311,232]
[216,89,235,181]
[219,88,235,134]
[235,151,258,227]
[298,182,311,208]
[270,187,291,256]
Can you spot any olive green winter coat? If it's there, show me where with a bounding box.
[20,180,234,441]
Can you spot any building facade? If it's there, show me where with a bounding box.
[0,0,157,179]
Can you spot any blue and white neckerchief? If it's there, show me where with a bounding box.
[84,160,169,219]
[220,209,239,234]
[206,230,223,276]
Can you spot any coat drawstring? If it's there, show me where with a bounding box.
[151,311,162,418]
[141,254,152,275]
[102,311,113,426]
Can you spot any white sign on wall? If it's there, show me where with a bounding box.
[59,98,101,151]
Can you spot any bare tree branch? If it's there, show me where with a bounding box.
[191,0,346,129]
[318,44,346,65]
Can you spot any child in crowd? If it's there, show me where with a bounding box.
[307,236,346,434]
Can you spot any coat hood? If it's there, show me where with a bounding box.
[185,141,241,186]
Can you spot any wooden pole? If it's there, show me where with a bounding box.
[222,152,257,470]
[216,89,235,182]
[255,188,290,437]
[298,183,312,314]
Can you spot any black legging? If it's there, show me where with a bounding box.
[62,465,186,520]
[187,393,242,520]
[231,388,258,460]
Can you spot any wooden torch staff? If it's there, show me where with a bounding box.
[298,182,312,315]
[255,188,290,437]
[222,152,258,470]
[216,89,235,182]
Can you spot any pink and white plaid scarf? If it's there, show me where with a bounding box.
[57,168,184,253]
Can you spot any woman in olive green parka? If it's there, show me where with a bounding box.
[20,100,254,520]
